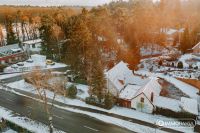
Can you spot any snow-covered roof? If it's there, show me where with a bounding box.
[0,44,20,53]
[119,77,161,102]
[119,85,141,100]
[106,61,134,91]
[181,97,198,115]
[11,48,22,52]
[23,39,42,45]
[192,42,200,50]
[166,29,177,35]
[126,75,150,86]
[31,54,46,59]
[134,77,161,98]
[154,96,181,112]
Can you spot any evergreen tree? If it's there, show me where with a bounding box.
[89,52,107,103]
[104,93,115,109]
[64,11,92,80]
[177,61,183,68]
[39,15,54,58]
[180,27,191,53]
[4,15,18,45]
[67,85,77,98]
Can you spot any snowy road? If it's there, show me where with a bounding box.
[0,89,133,133]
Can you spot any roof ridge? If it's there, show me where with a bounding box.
[192,41,200,49]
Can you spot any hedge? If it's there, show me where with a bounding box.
[85,97,114,110]
[154,107,196,120]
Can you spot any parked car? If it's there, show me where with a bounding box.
[46,60,55,65]
[11,64,18,69]
[26,59,33,63]
[17,62,24,66]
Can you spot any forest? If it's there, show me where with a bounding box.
[1,0,200,102]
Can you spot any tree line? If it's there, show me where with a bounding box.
[1,0,200,102]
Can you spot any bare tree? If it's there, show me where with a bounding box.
[23,68,67,133]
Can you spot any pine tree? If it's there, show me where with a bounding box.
[64,11,92,80]
[39,15,54,58]
[104,93,115,109]
[180,27,191,53]
[5,15,18,45]
[89,55,107,103]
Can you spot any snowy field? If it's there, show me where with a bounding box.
[5,80,195,133]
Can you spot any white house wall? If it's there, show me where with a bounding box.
[107,79,119,97]
[131,93,154,114]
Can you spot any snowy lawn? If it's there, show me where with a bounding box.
[6,80,195,133]
[0,106,64,133]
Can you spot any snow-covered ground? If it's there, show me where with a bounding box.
[139,53,200,80]
[0,106,64,133]
[0,73,22,80]
[0,82,169,133]
[179,54,200,68]
[4,60,67,73]
[136,70,199,100]
[5,80,195,132]
[55,105,168,133]
[2,129,17,133]
[140,43,169,57]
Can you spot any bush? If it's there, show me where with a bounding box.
[189,64,193,69]
[171,62,175,67]
[177,61,183,69]
[154,107,196,120]
[104,93,115,109]
[74,78,87,85]
[158,60,163,66]
[86,95,115,110]
[194,66,198,70]
[67,85,77,98]
[0,64,7,72]
[85,96,105,108]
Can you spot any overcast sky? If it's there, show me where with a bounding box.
[0,0,123,6]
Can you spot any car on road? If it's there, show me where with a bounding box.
[26,59,33,63]
[11,64,18,69]
[17,62,24,66]
[46,60,55,65]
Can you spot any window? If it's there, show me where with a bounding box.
[32,44,36,48]
[140,97,144,103]
[151,92,154,102]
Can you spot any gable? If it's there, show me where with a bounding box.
[132,92,155,107]
[192,42,200,50]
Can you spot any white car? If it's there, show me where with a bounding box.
[17,62,24,66]
[26,59,33,63]
[11,64,18,69]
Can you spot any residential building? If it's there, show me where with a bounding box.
[0,44,26,65]
[118,78,161,113]
[22,39,42,55]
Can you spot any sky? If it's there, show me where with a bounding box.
[0,0,122,7]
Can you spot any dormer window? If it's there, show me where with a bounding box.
[151,92,154,102]
[118,80,124,85]
[140,97,144,103]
